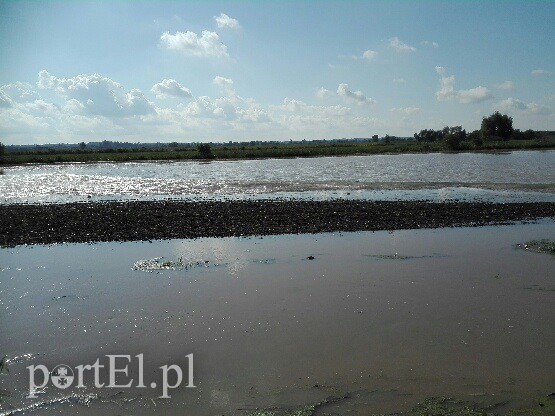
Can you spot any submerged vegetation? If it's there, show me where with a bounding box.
[132,257,225,271]
[515,239,555,255]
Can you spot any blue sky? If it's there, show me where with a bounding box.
[0,1,553,144]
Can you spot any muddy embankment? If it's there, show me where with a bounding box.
[1,200,554,247]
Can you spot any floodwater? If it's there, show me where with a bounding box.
[1,222,553,415]
[1,150,555,204]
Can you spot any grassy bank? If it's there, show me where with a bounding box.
[2,138,554,165]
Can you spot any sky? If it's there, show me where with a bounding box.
[0,1,553,145]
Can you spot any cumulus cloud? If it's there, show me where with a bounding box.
[316,87,332,99]
[270,98,386,136]
[531,69,549,76]
[495,97,551,115]
[495,80,514,90]
[160,30,228,57]
[36,70,155,117]
[151,79,192,99]
[390,107,420,116]
[457,87,492,104]
[214,13,240,30]
[213,76,235,98]
[184,96,226,119]
[389,37,416,52]
[0,90,13,108]
[435,66,492,104]
[337,83,375,105]
[1,71,394,143]
[362,50,377,61]
[1,82,41,103]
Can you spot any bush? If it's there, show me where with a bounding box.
[197,143,214,159]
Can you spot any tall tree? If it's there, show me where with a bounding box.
[481,112,514,141]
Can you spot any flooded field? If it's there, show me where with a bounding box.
[1,222,553,415]
[1,151,555,204]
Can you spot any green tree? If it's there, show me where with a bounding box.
[468,130,483,148]
[197,143,214,159]
[481,112,514,141]
[443,126,466,150]
[512,129,538,141]
[79,142,86,150]
[414,129,444,142]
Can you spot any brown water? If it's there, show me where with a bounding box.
[0,222,554,415]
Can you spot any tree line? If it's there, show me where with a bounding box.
[413,112,540,150]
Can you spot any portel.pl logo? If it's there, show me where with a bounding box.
[27,354,195,399]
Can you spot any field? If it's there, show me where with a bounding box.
[2,137,555,165]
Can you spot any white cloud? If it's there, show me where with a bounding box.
[214,13,240,30]
[315,87,332,100]
[0,71,398,143]
[1,82,40,103]
[362,50,377,61]
[390,107,420,116]
[36,70,155,117]
[151,79,192,99]
[160,30,228,57]
[423,40,439,48]
[213,76,235,98]
[393,78,406,84]
[495,97,551,115]
[531,69,549,76]
[389,37,416,52]
[0,90,13,108]
[337,83,375,105]
[495,80,514,90]
[457,86,492,104]
[435,66,492,104]
[184,96,226,119]
[435,66,456,101]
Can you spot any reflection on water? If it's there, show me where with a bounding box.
[1,151,554,203]
[1,222,554,415]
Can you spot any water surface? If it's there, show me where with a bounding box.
[1,151,554,204]
[1,222,553,415]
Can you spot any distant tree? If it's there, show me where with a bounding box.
[481,112,514,141]
[372,134,379,142]
[443,126,466,150]
[0,142,5,163]
[197,143,214,159]
[512,129,538,141]
[79,142,86,150]
[414,129,443,142]
[169,142,179,147]
[468,130,483,148]
[384,134,391,144]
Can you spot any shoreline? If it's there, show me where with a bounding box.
[1,199,554,247]
[2,140,554,166]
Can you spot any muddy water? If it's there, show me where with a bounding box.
[0,222,554,415]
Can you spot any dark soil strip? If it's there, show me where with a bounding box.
[1,200,554,247]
